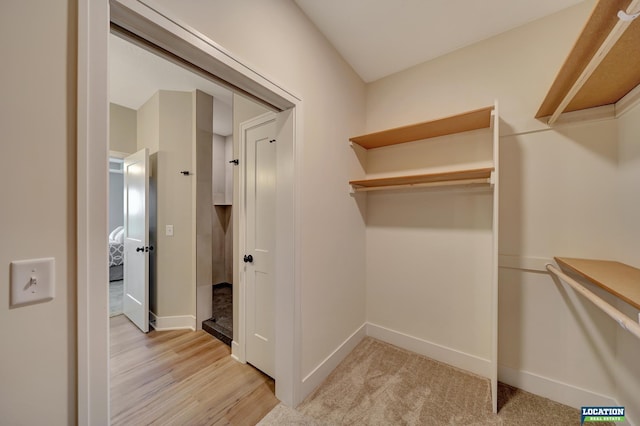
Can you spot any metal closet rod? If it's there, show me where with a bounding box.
[546,264,640,341]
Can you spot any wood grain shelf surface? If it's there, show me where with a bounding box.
[349,167,493,190]
[555,257,640,310]
[350,106,494,149]
[537,0,640,118]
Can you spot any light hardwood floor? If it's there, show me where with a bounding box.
[110,315,279,425]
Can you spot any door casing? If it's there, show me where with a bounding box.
[77,1,303,423]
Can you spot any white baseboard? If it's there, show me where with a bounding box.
[297,322,632,425]
[301,323,367,398]
[498,365,617,410]
[149,311,196,331]
[231,340,244,363]
[366,322,491,378]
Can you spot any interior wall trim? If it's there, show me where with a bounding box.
[149,312,196,331]
[301,323,367,398]
[498,365,618,412]
[366,322,492,379]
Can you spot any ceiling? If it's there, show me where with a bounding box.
[294,0,586,82]
[110,1,586,124]
[109,34,234,136]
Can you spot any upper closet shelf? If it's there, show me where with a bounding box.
[350,106,494,150]
[537,0,640,124]
[555,257,640,310]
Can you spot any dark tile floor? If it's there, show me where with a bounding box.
[203,283,232,346]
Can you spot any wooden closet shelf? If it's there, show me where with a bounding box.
[555,257,640,310]
[350,106,494,149]
[537,0,640,120]
[349,167,493,191]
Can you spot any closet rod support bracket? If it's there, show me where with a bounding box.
[618,10,640,22]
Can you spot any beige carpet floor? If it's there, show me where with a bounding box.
[259,337,611,425]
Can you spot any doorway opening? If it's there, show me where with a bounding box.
[79,2,302,420]
[107,30,282,422]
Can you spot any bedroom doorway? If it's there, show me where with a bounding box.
[108,32,240,337]
[79,1,302,420]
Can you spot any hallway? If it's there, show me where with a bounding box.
[110,315,278,425]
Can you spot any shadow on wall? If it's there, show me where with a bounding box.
[365,188,493,231]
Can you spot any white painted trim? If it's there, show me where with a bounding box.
[366,323,491,378]
[77,0,110,424]
[498,365,618,410]
[301,323,367,398]
[540,104,615,127]
[615,82,640,118]
[231,341,243,363]
[490,100,499,413]
[279,105,304,406]
[498,254,555,272]
[149,312,196,331]
[111,0,300,110]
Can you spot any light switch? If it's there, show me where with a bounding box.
[166,224,174,236]
[10,258,55,307]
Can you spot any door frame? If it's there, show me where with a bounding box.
[234,111,277,366]
[77,0,303,423]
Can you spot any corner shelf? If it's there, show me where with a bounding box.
[349,167,493,192]
[350,106,494,149]
[555,257,640,310]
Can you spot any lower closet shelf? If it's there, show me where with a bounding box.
[555,257,640,310]
[349,167,494,192]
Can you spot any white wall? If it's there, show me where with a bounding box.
[498,120,621,406]
[110,103,137,154]
[109,172,124,232]
[613,102,640,421]
[365,126,496,375]
[365,1,596,136]
[0,1,76,424]
[195,91,214,329]
[365,0,640,416]
[152,0,376,381]
[109,103,136,232]
[138,90,196,320]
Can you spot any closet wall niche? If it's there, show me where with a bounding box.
[350,102,500,412]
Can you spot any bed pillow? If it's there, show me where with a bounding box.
[113,228,125,244]
[109,226,123,242]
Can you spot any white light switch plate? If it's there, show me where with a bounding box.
[10,257,55,307]
[166,224,174,236]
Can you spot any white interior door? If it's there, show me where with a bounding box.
[123,148,150,333]
[244,114,277,377]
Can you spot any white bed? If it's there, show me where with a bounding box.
[109,226,124,281]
